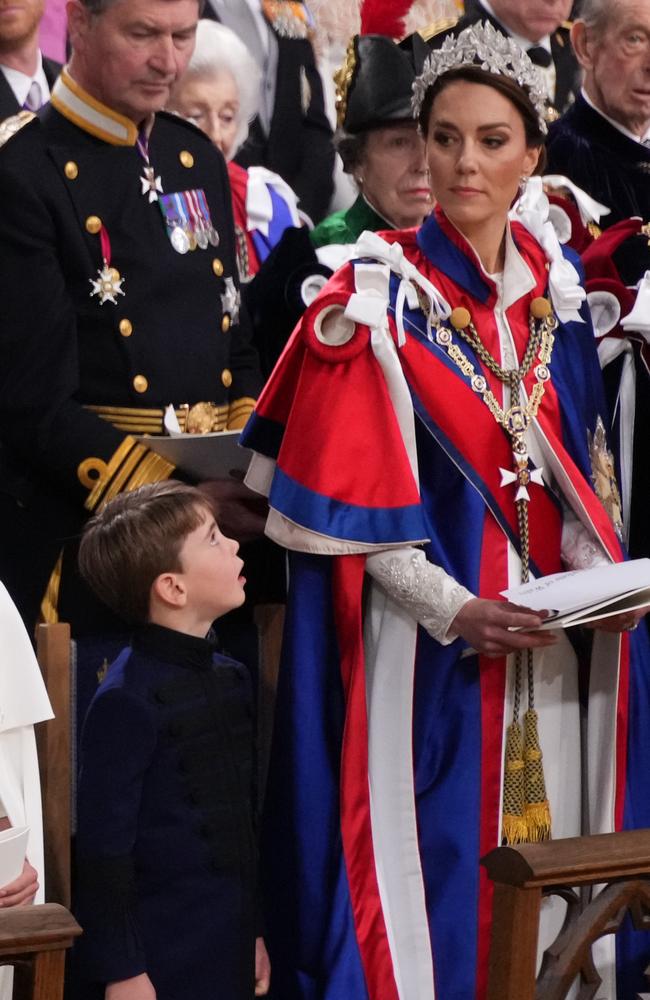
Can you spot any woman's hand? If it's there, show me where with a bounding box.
[451,598,557,657]
[255,936,271,996]
[105,974,156,1000]
[0,859,38,907]
[584,606,650,633]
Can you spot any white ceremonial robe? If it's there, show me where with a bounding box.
[0,582,54,998]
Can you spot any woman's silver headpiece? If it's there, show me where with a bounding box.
[411,21,548,135]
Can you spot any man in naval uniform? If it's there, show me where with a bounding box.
[546,0,650,228]
[0,0,261,637]
[427,0,578,119]
[203,0,334,223]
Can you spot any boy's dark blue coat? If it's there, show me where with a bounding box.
[71,623,257,1000]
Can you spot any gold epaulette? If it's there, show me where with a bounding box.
[418,16,460,43]
[0,110,36,150]
[80,435,175,512]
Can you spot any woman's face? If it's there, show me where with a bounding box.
[357,122,431,229]
[171,70,240,158]
[425,80,540,239]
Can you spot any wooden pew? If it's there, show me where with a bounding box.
[484,828,650,999]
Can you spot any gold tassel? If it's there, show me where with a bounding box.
[501,720,527,844]
[523,708,551,842]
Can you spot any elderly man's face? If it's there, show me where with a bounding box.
[575,0,650,136]
[0,0,45,49]
[489,0,572,43]
[67,0,198,122]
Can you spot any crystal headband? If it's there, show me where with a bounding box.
[411,21,548,135]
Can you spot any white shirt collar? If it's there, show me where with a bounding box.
[581,86,650,143]
[0,51,50,108]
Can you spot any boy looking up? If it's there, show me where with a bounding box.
[72,481,270,1000]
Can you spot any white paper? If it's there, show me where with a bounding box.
[0,825,29,888]
[502,558,650,629]
[137,431,252,484]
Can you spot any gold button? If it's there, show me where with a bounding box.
[450,306,471,330]
[221,314,231,333]
[133,374,148,393]
[64,161,78,180]
[119,318,133,338]
[85,215,102,235]
[179,150,194,168]
[212,258,224,277]
[530,296,552,320]
[221,368,232,388]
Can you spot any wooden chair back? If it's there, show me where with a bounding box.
[0,904,81,1000]
[0,622,80,999]
[483,828,650,999]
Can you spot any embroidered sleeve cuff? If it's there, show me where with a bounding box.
[80,436,176,512]
[227,396,256,431]
[561,509,609,569]
[365,547,474,644]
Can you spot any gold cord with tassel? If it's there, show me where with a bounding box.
[431,299,557,845]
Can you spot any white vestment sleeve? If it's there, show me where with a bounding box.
[366,547,474,644]
[561,507,610,570]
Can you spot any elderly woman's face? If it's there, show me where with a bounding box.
[357,122,431,229]
[171,70,239,158]
[425,80,539,239]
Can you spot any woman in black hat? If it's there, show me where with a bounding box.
[311,33,433,259]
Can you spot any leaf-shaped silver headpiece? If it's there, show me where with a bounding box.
[412,21,548,135]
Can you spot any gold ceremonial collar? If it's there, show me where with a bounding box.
[51,68,143,146]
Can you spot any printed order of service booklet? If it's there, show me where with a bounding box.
[0,825,29,888]
[502,558,650,629]
[137,430,252,484]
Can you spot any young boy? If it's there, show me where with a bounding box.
[71,481,270,1000]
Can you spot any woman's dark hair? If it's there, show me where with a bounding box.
[334,128,370,175]
[417,66,547,174]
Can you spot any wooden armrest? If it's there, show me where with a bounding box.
[482,828,650,888]
[0,904,81,956]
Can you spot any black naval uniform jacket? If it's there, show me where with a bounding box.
[547,94,650,228]
[71,624,258,1000]
[429,4,579,117]
[0,99,261,631]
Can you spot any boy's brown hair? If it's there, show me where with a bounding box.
[78,481,214,625]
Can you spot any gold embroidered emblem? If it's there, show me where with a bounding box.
[589,416,624,539]
[0,110,35,149]
[333,38,356,129]
[97,658,109,685]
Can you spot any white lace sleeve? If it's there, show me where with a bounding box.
[561,509,609,570]
[365,547,474,645]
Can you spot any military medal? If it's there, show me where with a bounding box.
[90,263,125,304]
[159,189,219,254]
[136,131,163,203]
[221,276,241,323]
[170,223,190,255]
[88,224,125,304]
[140,164,163,203]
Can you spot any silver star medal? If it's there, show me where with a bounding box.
[140,164,163,203]
[221,277,241,323]
[89,263,125,305]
